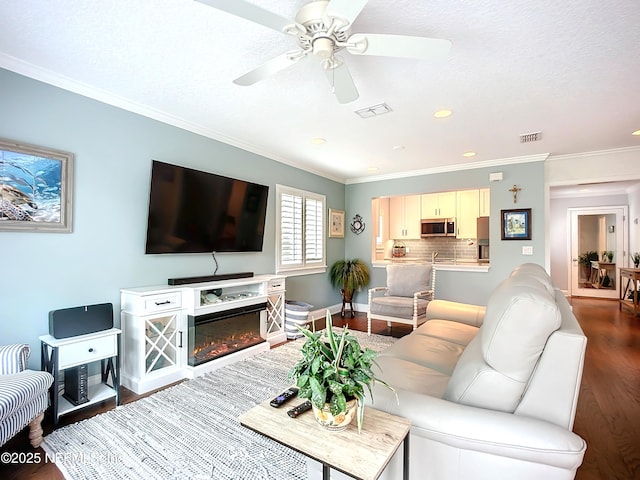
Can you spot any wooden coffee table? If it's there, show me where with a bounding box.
[239,398,411,480]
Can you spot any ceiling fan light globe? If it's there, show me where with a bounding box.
[313,37,334,58]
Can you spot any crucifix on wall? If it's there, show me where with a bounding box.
[509,184,521,203]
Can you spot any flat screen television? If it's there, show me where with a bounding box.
[145,160,269,254]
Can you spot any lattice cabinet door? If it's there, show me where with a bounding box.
[264,276,286,344]
[144,312,181,373]
[121,287,186,394]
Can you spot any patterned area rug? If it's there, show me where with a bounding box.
[42,329,396,480]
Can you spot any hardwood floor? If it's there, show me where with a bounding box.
[570,298,640,480]
[2,300,638,479]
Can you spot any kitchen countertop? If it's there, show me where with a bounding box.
[377,258,490,272]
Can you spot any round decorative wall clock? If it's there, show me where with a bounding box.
[350,214,365,234]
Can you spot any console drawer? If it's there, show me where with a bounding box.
[58,334,118,369]
[142,292,182,313]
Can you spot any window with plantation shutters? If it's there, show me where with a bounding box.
[276,185,326,274]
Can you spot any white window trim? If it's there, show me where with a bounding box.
[276,184,327,275]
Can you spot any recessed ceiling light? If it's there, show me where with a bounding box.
[463,151,476,157]
[633,130,640,136]
[392,145,405,151]
[311,137,326,144]
[368,166,379,173]
[434,109,452,118]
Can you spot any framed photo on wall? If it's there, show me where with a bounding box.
[501,208,531,240]
[328,208,345,238]
[0,138,74,232]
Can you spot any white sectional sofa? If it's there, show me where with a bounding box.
[367,263,588,480]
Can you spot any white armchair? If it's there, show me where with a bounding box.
[0,344,54,448]
[367,263,435,335]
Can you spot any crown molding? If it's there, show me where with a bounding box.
[546,145,640,162]
[346,154,550,185]
[0,55,346,184]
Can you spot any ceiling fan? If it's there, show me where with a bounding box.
[195,0,452,103]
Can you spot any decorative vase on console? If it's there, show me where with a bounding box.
[633,252,640,268]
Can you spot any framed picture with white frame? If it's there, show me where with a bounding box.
[328,208,345,238]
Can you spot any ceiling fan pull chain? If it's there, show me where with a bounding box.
[331,58,336,93]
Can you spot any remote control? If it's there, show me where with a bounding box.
[287,400,313,418]
[269,387,299,408]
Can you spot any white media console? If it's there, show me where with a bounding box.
[120,274,286,394]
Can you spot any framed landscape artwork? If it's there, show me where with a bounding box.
[501,208,531,240]
[0,138,74,232]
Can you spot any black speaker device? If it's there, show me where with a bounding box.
[63,364,89,406]
[48,303,114,339]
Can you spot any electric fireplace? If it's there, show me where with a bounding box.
[188,302,267,367]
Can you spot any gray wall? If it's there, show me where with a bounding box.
[0,68,344,366]
[0,66,551,368]
[346,161,546,305]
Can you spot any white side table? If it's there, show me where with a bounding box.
[40,328,121,427]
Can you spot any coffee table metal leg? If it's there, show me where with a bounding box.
[323,463,330,480]
[403,433,410,480]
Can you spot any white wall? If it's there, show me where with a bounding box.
[628,187,640,259]
[549,194,628,290]
[546,148,640,290]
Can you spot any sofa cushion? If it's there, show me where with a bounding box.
[379,333,466,376]
[510,263,555,296]
[416,320,479,346]
[374,356,450,398]
[370,296,430,320]
[385,263,431,297]
[444,274,561,412]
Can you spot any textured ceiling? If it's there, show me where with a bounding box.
[0,0,639,183]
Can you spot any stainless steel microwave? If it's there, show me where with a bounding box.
[421,218,455,237]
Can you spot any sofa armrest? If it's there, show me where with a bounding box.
[371,388,586,471]
[426,299,485,327]
[0,344,30,374]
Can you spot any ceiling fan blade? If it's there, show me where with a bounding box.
[346,33,452,60]
[233,51,305,86]
[324,0,368,26]
[195,0,292,33]
[323,60,359,104]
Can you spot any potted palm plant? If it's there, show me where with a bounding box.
[329,258,370,318]
[289,311,394,433]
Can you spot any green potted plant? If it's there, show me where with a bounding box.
[329,258,370,318]
[289,311,394,433]
[632,252,640,268]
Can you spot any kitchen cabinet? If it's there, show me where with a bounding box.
[456,189,480,238]
[479,188,490,216]
[390,195,421,239]
[373,197,390,243]
[421,192,456,219]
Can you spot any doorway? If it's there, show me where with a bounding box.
[569,206,628,298]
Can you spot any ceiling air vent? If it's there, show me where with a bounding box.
[520,131,542,143]
[355,103,392,118]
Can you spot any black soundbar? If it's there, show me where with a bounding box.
[168,272,254,285]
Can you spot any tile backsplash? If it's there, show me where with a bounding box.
[397,237,477,261]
